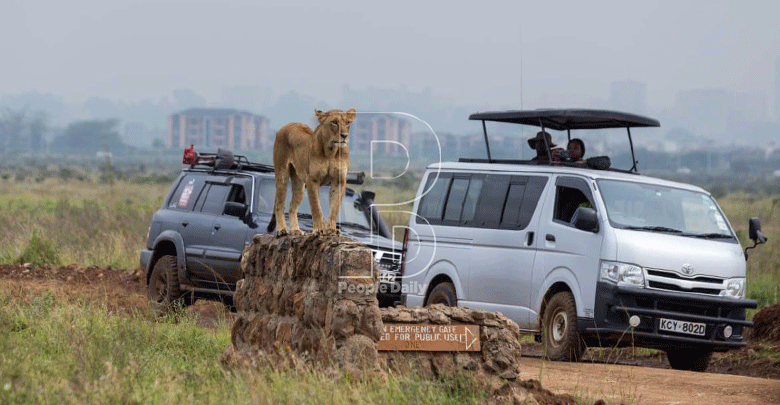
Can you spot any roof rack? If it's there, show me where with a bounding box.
[183,145,274,173]
[181,145,365,184]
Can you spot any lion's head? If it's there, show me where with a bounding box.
[315,108,356,149]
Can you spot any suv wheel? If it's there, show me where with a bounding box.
[666,349,712,372]
[148,255,184,312]
[542,291,584,361]
[425,282,457,307]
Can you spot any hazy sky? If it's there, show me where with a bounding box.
[3,0,779,111]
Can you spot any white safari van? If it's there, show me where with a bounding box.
[400,109,766,371]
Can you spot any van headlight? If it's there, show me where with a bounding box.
[720,278,745,299]
[600,261,645,288]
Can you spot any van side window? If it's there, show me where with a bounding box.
[417,174,451,222]
[473,175,547,229]
[443,178,469,222]
[553,176,595,225]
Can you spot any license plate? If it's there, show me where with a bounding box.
[659,318,706,336]
[380,271,396,283]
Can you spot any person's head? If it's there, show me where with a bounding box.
[528,131,556,157]
[567,138,585,160]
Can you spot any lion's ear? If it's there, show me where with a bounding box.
[346,108,356,122]
[315,109,326,123]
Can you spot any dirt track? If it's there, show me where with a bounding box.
[1,264,778,404]
[518,357,779,404]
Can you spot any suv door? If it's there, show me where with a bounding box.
[464,173,548,329]
[182,178,230,284]
[202,177,253,288]
[532,175,603,328]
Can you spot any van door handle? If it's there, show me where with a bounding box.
[545,234,556,242]
[526,232,534,246]
[214,224,221,231]
[181,222,189,227]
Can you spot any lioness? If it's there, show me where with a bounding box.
[272,108,356,235]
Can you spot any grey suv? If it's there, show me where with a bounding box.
[140,149,401,309]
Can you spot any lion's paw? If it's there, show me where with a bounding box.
[275,229,289,237]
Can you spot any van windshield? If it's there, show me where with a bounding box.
[597,180,735,241]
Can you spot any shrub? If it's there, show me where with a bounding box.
[17,229,60,267]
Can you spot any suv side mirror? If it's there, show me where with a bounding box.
[572,207,599,233]
[224,201,247,218]
[748,217,767,244]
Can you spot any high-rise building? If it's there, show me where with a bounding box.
[349,113,411,156]
[610,80,647,114]
[167,108,270,150]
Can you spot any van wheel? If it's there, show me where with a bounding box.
[425,282,457,307]
[666,349,712,372]
[148,255,184,312]
[542,291,584,361]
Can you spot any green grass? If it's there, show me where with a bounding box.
[0,286,488,405]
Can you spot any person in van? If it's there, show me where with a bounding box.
[567,138,586,161]
[528,131,561,161]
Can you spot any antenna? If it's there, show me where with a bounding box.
[519,27,523,110]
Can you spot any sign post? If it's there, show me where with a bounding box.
[377,323,480,352]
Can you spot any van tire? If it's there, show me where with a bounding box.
[148,255,184,312]
[425,282,457,307]
[665,349,712,372]
[542,291,583,361]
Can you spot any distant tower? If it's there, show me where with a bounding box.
[610,80,648,114]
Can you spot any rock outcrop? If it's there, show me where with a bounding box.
[230,232,383,370]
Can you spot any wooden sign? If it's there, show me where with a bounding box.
[377,323,480,352]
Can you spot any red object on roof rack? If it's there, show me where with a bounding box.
[182,145,217,168]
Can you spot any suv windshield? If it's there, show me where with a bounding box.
[597,179,735,240]
[255,179,371,230]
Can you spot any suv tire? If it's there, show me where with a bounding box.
[148,255,184,312]
[425,282,457,307]
[542,291,584,361]
[666,349,712,372]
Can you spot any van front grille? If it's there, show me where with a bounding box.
[645,268,724,296]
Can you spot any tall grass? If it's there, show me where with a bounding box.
[716,194,780,310]
[0,285,488,405]
[0,178,168,269]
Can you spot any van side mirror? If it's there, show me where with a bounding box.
[745,217,767,260]
[572,207,599,233]
[224,201,248,218]
[748,217,767,244]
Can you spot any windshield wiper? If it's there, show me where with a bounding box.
[682,232,734,239]
[337,222,371,231]
[296,213,313,219]
[624,226,683,234]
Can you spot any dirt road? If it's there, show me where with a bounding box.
[1,264,779,404]
[517,356,779,404]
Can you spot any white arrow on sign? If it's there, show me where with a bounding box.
[465,327,478,350]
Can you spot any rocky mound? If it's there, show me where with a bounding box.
[224,233,591,404]
[231,232,383,370]
[749,303,780,343]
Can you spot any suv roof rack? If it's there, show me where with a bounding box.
[183,145,274,173]
[181,145,366,184]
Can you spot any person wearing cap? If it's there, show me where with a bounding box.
[528,131,558,161]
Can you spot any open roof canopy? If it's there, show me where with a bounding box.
[467,109,661,173]
[468,109,660,131]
